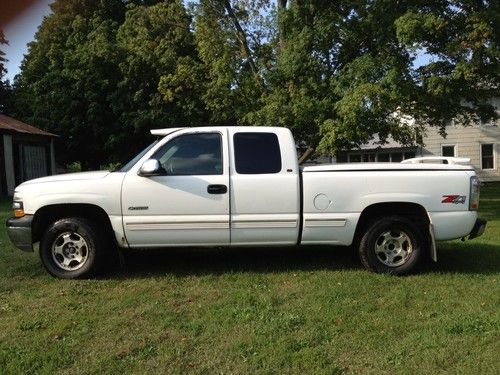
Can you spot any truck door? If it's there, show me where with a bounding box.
[121,130,230,247]
[228,129,300,245]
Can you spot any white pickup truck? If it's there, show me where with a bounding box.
[6,127,486,278]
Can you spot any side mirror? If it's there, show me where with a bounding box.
[138,159,163,177]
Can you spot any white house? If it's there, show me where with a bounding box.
[333,98,500,182]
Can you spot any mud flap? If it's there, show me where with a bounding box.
[429,223,437,262]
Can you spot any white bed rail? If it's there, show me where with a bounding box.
[401,156,471,165]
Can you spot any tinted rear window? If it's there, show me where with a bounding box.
[234,132,282,174]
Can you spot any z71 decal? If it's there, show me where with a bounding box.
[442,195,466,204]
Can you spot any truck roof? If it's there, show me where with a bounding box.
[150,126,289,136]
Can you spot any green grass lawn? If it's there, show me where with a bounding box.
[0,185,499,374]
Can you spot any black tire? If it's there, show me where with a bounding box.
[358,215,423,275]
[39,217,103,279]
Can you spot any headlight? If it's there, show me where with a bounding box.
[13,201,25,217]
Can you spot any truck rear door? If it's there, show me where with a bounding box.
[228,128,300,245]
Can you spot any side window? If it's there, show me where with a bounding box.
[234,132,282,174]
[152,133,222,175]
[481,144,494,169]
[441,145,456,157]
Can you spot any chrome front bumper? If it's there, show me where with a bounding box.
[6,215,33,252]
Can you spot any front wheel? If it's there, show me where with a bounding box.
[358,216,423,275]
[39,217,103,279]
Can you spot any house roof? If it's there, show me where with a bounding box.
[356,135,407,150]
[0,114,56,137]
[342,134,411,151]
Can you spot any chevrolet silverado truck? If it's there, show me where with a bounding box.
[6,127,486,278]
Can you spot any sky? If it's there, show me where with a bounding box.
[3,0,53,82]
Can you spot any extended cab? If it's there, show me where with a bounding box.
[6,127,486,278]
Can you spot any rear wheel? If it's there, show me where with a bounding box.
[359,216,423,275]
[39,217,103,279]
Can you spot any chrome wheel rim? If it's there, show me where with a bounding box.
[375,230,412,267]
[51,232,89,271]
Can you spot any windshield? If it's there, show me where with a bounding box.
[117,140,159,172]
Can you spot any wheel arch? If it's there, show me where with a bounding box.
[353,202,431,250]
[32,203,116,246]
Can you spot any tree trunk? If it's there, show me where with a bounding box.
[298,146,315,165]
[222,0,259,80]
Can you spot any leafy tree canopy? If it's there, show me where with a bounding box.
[12,0,499,167]
[250,0,499,155]
[14,0,201,169]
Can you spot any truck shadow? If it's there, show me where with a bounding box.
[106,243,500,278]
[108,246,362,278]
[420,243,500,275]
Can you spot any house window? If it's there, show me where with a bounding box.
[378,153,390,162]
[349,154,361,163]
[404,152,415,160]
[441,145,456,157]
[336,153,348,163]
[390,153,402,162]
[481,144,495,170]
[347,150,416,163]
[362,153,376,162]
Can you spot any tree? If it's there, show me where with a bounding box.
[395,0,500,134]
[0,30,12,113]
[12,0,499,167]
[14,0,126,169]
[14,0,206,169]
[245,0,499,159]
[192,0,272,125]
[113,0,206,159]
